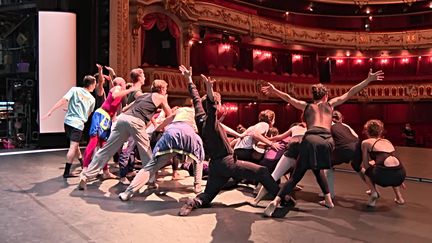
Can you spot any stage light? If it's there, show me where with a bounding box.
[366,8,371,14]
[401,58,409,64]
[381,59,388,64]
[336,59,344,64]
[292,54,302,62]
[356,59,363,64]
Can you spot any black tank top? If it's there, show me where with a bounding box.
[369,139,396,165]
[331,122,358,147]
[124,92,157,124]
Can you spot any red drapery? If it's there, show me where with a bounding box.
[140,13,180,64]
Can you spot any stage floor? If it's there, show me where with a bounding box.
[0,150,431,243]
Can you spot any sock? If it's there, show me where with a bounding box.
[64,162,72,175]
[78,158,83,168]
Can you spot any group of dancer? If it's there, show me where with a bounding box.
[44,64,406,217]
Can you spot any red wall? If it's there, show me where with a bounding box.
[222,101,432,147]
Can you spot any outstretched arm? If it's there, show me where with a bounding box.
[329,69,384,107]
[221,123,241,138]
[42,98,68,119]
[261,82,307,110]
[179,65,206,120]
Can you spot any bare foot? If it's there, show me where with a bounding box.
[193,184,202,194]
[172,171,183,180]
[394,198,405,205]
[318,200,334,209]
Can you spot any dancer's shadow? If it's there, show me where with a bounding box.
[69,178,199,217]
[6,175,70,197]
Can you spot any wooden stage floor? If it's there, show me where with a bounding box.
[0,150,431,243]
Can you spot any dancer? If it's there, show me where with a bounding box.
[361,119,406,207]
[78,79,172,189]
[117,68,146,184]
[43,75,96,178]
[251,122,306,205]
[118,104,205,201]
[261,69,384,217]
[325,110,363,197]
[234,110,279,163]
[177,65,280,216]
[81,76,137,179]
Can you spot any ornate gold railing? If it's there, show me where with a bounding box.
[142,67,432,101]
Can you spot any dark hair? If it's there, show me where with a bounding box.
[130,68,144,83]
[236,124,246,133]
[311,83,328,101]
[363,119,384,138]
[82,75,96,88]
[258,109,275,124]
[332,110,342,123]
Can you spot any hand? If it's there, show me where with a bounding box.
[270,142,283,151]
[201,74,216,86]
[41,112,52,120]
[179,65,192,78]
[96,63,102,72]
[261,82,276,95]
[105,66,115,74]
[366,69,384,82]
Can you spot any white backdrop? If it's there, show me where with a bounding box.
[38,11,76,133]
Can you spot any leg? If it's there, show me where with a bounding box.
[118,136,135,182]
[323,169,335,198]
[363,168,380,207]
[120,153,176,201]
[192,158,203,193]
[312,169,334,208]
[80,120,129,183]
[64,141,80,177]
[82,136,99,168]
[271,155,296,181]
[264,162,308,217]
[393,186,405,205]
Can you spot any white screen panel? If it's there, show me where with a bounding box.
[38,11,76,133]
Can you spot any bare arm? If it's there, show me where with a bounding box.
[329,69,384,107]
[252,131,283,151]
[201,74,215,102]
[261,82,307,110]
[105,66,116,89]
[111,85,138,100]
[42,98,68,119]
[159,95,172,117]
[95,64,105,97]
[155,113,175,132]
[270,128,293,141]
[220,123,241,137]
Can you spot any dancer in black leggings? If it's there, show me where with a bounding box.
[261,69,384,217]
[177,65,281,216]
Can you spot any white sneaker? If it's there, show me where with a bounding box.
[119,190,133,201]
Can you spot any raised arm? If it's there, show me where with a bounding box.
[201,74,215,102]
[329,69,384,107]
[261,82,307,110]
[95,64,105,97]
[104,66,116,89]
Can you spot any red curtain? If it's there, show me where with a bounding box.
[140,13,180,64]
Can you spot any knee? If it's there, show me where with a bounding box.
[257,166,269,177]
